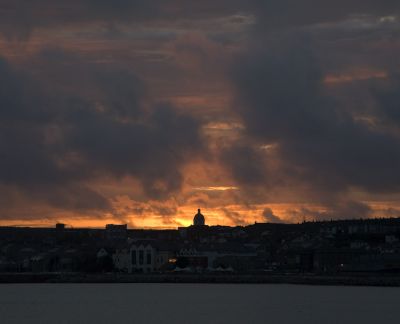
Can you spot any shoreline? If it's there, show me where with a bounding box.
[1,273,400,287]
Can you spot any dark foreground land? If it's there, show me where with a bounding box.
[2,219,400,282]
[1,273,400,287]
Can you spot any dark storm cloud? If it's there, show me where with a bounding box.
[0,56,107,213]
[1,0,399,223]
[262,208,283,223]
[290,200,373,222]
[0,0,162,39]
[220,144,267,187]
[0,0,243,40]
[0,51,203,214]
[68,102,202,198]
[220,208,246,225]
[231,34,400,195]
[251,1,400,29]
[374,73,400,125]
[30,184,112,212]
[26,49,146,121]
[1,0,398,40]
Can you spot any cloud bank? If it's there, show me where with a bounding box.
[0,0,400,226]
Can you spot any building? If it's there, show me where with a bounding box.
[113,241,176,273]
[105,224,128,241]
[193,209,205,226]
[176,243,259,272]
[177,247,209,270]
[55,223,65,230]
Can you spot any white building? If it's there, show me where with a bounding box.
[113,242,174,273]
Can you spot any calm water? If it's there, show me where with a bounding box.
[0,284,399,324]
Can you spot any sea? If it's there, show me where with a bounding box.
[0,283,398,324]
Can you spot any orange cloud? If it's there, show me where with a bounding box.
[324,69,388,84]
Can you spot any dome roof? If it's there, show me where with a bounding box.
[193,209,205,226]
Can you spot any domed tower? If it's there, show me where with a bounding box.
[193,209,205,226]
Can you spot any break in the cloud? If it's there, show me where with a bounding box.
[0,0,400,227]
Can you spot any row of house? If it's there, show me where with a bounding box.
[112,241,260,273]
[2,215,400,274]
[113,241,175,273]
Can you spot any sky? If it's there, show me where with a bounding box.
[1,1,400,228]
